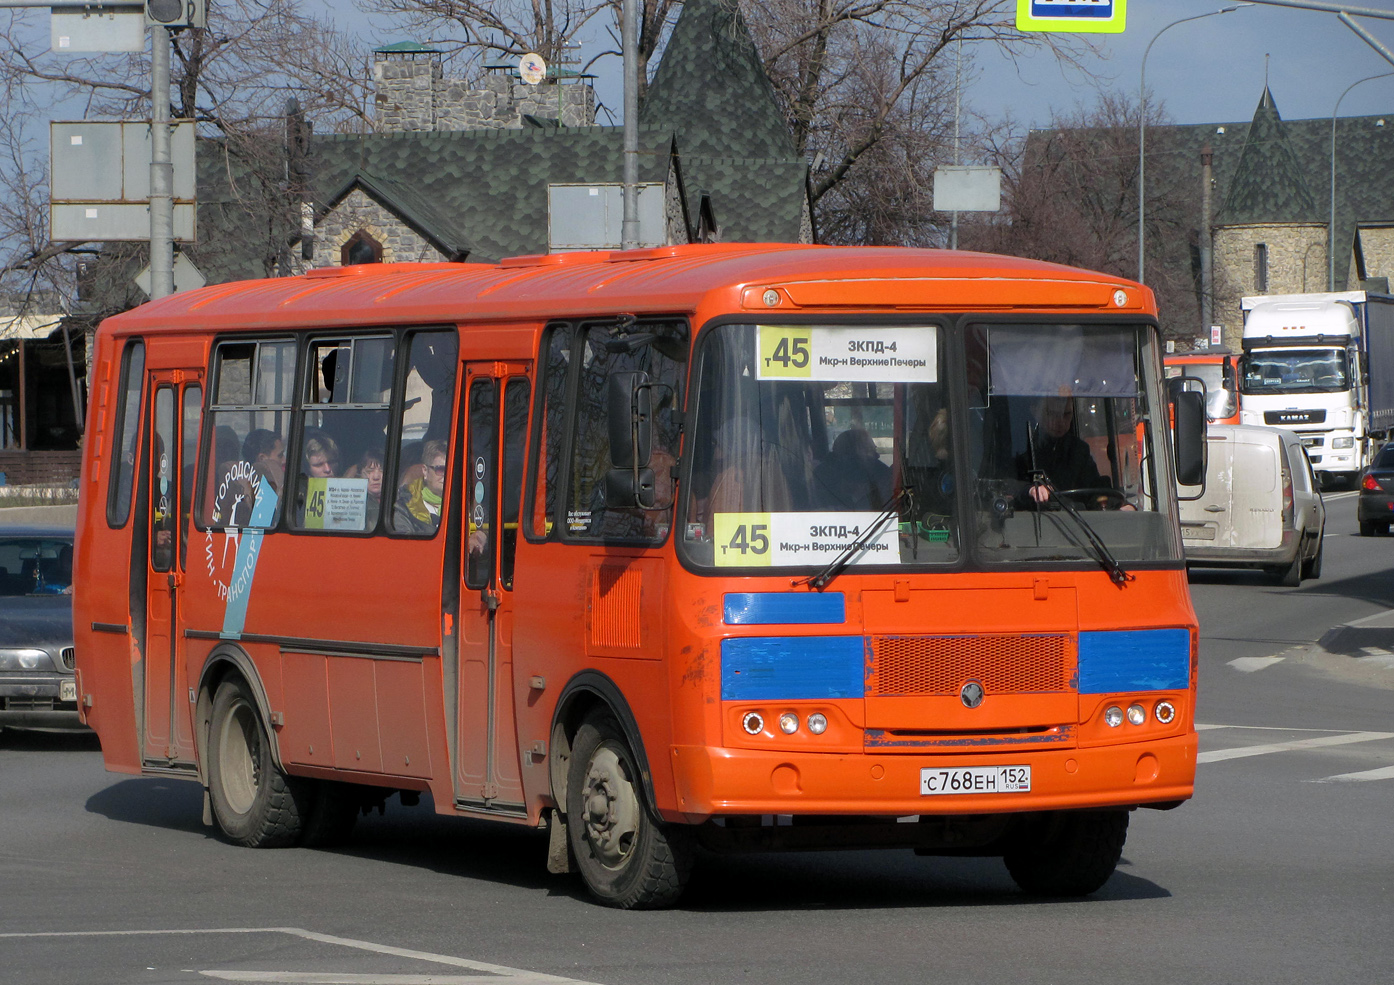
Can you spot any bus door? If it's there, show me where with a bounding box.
[456,363,531,810]
[142,371,203,768]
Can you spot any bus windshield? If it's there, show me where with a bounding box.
[680,321,1177,571]
[1241,348,1350,395]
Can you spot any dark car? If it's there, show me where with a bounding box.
[1358,443,1394,536]
[0,526,83,731]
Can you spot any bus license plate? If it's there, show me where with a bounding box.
[920,765,1031,795]
[60,679,76,702]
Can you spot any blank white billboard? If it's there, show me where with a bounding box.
[933,166,1002,213]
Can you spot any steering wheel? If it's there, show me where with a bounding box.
[1053,487,1129,510]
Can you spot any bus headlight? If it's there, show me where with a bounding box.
[742,712,764,735]
[1104,706,1123,728]
[1155,701,1177,724]
[807,713,828,735]
[1127,704,1146,726]
[779,712,799,734]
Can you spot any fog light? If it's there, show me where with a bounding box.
[1104,706,1124,728]
[742,712,764,735]
[779,712,799,734]
[807,713,828,735]
[1155,700,1177,724]
[1127,703,1146,726]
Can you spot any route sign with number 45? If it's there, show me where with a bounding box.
[1016,0,1126,34]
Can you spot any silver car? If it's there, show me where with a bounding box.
[0,526,83,731]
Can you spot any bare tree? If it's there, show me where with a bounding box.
[960,92,1204,338]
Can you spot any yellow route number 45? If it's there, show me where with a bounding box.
[714,513,773,567]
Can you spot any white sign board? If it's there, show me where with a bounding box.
[756,325,937,382]
[52,10,146,53]
[51,203,197,243]
[933,166,1002,213]
[135,253,207,296]
[713,512,899,568]
[303,478,369,531]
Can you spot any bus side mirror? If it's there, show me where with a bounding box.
[606,371,652,471]
[1173,388,1207,488]
[606,371,655,508]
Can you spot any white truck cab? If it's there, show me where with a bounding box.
[1240,296,1365,485]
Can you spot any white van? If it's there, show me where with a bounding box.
[1180,424,1325,586]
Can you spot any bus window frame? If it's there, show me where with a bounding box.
[195,336,299,534]
[522,321,574,545]
[381,326,461,541]
[106,337,145,529]
[289,331,398,538]
[674,311,1182,578]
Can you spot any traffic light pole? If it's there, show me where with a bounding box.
[148,23,174,299]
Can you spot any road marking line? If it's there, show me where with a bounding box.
[1228,656,1286,672]
[1310,765,1394,783]
[1195,724,1353,732]
[200,975,547,984]
[0,929,603,985]
[1198,730,1394,764]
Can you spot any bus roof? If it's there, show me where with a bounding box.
[101,244,1153,337]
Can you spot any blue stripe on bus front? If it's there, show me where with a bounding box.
[722,592,846,625]
[1077,629,1191,693]
[721,636,865,700]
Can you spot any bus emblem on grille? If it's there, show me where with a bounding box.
[960,681,985,709]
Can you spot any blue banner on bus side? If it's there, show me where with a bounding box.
[723,592,846,625]
[1077,628,1190,693]
[721,636,865,700]
[221,483,278,638]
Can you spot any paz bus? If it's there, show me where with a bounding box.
[74,244,1207,909]
[1165,350,1240,424]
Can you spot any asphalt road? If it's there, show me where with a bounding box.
[2,493,1390,985]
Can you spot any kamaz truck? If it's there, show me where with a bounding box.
[1239,291,1394,487]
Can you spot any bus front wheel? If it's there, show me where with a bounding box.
[565,712,694,909]
[207,676,311,848]
[1003,810,1128,897]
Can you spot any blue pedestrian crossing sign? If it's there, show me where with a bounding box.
[1017,0,1127,34]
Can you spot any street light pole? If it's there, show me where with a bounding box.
[149,24,174,300]
[1329,72,1394,290]
[1139,6,1249,285]
[620,0,639,250]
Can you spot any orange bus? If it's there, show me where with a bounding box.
[1165,351,1240,424]
[74,244,1206,908]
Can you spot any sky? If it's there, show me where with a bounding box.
[970,0,1394,131]
[315,1,1394,140]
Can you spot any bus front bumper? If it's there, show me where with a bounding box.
[666,734,1196,821]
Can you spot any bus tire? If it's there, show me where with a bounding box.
[565,712,693,909]
[207,676,310,848]
[298,781,360,848]
[1003,810,1128,897]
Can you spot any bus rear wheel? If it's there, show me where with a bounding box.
[565,712,694,909]
[207,676,310,848]
[1003,810,1128,897]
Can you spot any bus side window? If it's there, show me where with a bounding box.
[199,340,294,530]
[500,377,530,588]
[179,384,203,570]
[107,340,145,528]
[564,319,687,543]
[389,330,458,537]
[295,336,394,533]
[525,325,571,540]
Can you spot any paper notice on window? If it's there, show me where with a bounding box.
[712,512,899,568]
[304,477,369,531]
[757,326,936,383]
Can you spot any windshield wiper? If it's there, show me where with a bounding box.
[796,488,907,592]
[1030,468,1134,588]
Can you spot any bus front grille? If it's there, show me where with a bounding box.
[866,634,1073,696]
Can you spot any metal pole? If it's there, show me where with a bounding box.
[1338,11,1394,67]
[149,25,174,299]
[1329,72,1394,290]
[1241,0,1394,20]
[620,0,639,250]
[950,37,961,251]
[1138,7,1247,285]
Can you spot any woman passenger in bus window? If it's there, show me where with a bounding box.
[302,431,340,478]
[348,446,386,523]
[394,439,447,534]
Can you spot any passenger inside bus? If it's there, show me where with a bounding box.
[345,446,385,523]
[302,431,340,478]
[394,439,447,534]
[243,429,286,493]
[812,426,892,510]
